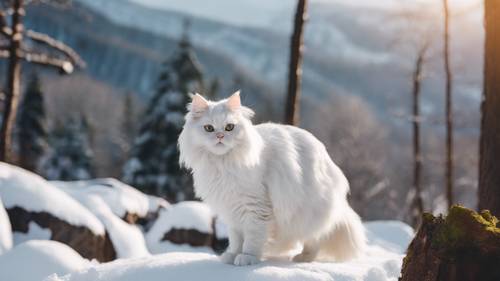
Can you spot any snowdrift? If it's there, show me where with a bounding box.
[47,220,413,281]
[0,240,89,281]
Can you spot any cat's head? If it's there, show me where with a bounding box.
[180,91,255,157]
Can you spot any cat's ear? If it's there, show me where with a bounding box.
[226,90,241,111]
[190,93,209,114]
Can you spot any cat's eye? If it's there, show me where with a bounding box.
[204,125,214,132]
[225,123,235,131]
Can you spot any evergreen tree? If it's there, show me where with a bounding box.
[123,21,204,202]
[42,116,94,181]
[17,72,47,172]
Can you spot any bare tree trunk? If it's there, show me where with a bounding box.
[285,0,307,126]
[479,0,500,217]
[443,0,454,209]
[0,0,24,162]
[411,44,427,226]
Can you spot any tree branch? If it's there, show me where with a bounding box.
[21,51,74,73]
[25,29,85,68]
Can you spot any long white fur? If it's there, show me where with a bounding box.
[178,91,366,266]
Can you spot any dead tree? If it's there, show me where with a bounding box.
[410,42,429,226]
[442,0,454,209]
[0,0,85,162]
[479,0,500,217]
[284,0,307,126]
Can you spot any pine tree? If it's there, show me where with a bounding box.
[17,72,47,172]
[42,116,94,181]
[123,21,203,202]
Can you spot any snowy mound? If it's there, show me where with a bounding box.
[64,193,150,259]
[0,197,12,254]
[52,178,152,220]
[0,240,90,281]
[0,163,104,235]
[146,201,214,254]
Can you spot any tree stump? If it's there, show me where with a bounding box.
[400,205,500,281]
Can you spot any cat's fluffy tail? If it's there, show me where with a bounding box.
[319,205,366,261]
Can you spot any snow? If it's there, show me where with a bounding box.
[13,221,51,246]
[0,240,90,281]
[364,221,414,254]
[146,201,213,254]
[0,219,410,281]
[146,194,170,213]
[56,191,150,259]
[52,178,151,219]
[0,197,12,254]
[0,163,105,235]
[47,235,406,281]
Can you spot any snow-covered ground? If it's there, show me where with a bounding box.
[0,240,90,281]
[0,163,414,281]
[46,220,412,281]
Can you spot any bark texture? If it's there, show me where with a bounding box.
[284,0,307,125]
[0,0,24,162]
[400,206,500,281]
[479,0,500,217]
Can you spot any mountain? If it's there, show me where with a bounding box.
[26,0,483,129]
[73,0,482,124]
[25,3,279,118]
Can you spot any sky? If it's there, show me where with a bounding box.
[130,0,481,29]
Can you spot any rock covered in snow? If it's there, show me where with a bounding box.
[52,178,170,226]
[0,197,12,254]
[146,201,216,254]
[60,192,149,259]
[0,162,113,261]
[0,240,90,281]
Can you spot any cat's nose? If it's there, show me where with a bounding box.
[216,132,224,139]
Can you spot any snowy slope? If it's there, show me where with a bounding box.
[0,197,12,254]
[0,240,89,281]
[0,163,104,235]
[47,220,413,281]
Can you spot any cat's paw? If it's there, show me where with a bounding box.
[219,252,237,264]
[292,252,316,263]
[234,253,260,266]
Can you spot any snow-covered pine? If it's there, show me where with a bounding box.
[42,116,94,181]
[16,72,48,173]
[123,22,204,202]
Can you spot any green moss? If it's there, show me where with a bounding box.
[430,205,500,256]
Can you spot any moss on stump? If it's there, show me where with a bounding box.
[400,205,500,281]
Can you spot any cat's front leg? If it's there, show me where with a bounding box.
[220,228,243,264]
[234,220,268,266]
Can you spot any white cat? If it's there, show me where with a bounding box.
[178,91,366,266]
